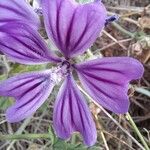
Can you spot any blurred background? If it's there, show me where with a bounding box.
[0,0,150,149]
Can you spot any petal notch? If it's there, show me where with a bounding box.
[75,57,144,114]
[42,0,107,58]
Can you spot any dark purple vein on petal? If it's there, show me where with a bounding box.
[12,0,29,14]
[78,66,125,75]
[81,73,120,100]
[46,7,58,47]
[0,42,34,59]
[19,80,44,98]
[65,9,77,57]
[0,4,26,18]
[62,86,70,133]
[17,88,42,110]
[56,0,64,52]
[12,37,46,59]
[68,86,74,129]
[17,81,50,113]
[81,71,124,86]
[22,29,48,54]
[8,79,38,93]
[71,15,89,52]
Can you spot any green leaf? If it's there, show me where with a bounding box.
[88,146,103,150]
[10,64,47,74]
[53,139,68,150]
[53,139,88,150]
[0,97,13,110]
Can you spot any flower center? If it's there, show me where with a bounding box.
[59,60,71,75]
[49,60,72,85]
[62,60,70,69]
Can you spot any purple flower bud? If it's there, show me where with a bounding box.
[105,15,119,26]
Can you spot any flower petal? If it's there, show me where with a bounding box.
[0,22,61,64]
[0,70,55,122]
[75,57,144,114]
[53,74,97,146]
[0,0,40,29]
[41,0,107,58]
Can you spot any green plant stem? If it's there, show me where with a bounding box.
[71,134,77,144]
[0,133,50,141]
[112,22,135,38]
[126,113,150,150]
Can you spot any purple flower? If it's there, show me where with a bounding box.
[0,0,144,146]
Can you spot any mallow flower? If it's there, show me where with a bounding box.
[0,0,144,146]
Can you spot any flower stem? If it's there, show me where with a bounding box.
[0,133,50,141]
[126,113,150,150]
[112,22,135,38]
[71,134,77,144]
